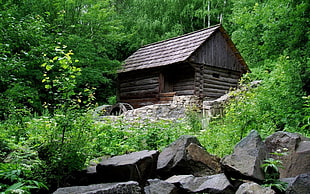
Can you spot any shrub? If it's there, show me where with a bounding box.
[198,56,307,157]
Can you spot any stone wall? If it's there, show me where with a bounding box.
[122,95,201,120]
[94,94,231,123]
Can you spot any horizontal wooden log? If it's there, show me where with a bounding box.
[159,97,174,101]
[204,74,239,84]
[120,83,159,93]
[204,79,237,88]
[120,77,158,88]
[203,70,240,80]
[204,65,241,76]
[176,90,195,95]
[120,90,158,99]
[203,83,234,91]
[159,92,176,97]
[119,69,159,80]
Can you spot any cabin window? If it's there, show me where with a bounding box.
[212,73,220,78]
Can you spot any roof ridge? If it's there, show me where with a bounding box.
[140,24,221,48]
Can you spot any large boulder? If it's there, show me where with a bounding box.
[96,150,159,184]
[235,182,275,194]
[221,130,267,182]
[166,174,234,194]
[53,181,141,194]
[265,131,310,178]
[144,179,179,194]
[157,135,221,178]
[281,172,310,194]
[185,143,222,176]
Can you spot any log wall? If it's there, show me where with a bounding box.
[118,69,160,108]
[189,30,242,72]
[202,65,241,99]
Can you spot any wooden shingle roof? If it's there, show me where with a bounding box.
[120,24,248,73]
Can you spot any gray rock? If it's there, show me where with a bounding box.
[53,181,141,194]
[166,174,234,193]
[157,135,221,178]
[144,179,178,194]
[185,143,222,176]
[221,130,267,181]
[282,172,310,194]
[235,182,275,194]
[96,150,159,183]
[165,175,193,185]
[265,131,310,178]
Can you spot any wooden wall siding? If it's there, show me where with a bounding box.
[170,64,195,96]
[189,31,241,72]
[118,70,160,108]
[202,65,241,99]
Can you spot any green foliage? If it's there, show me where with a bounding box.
[0,110,192,192]
[0,142,48,194]
[115,0,231,54]
[197,56,308,157]
[302,95,310,133]
[229,0,309,67]
[91,117,190,156]
[185,107,203,132]
[0,0,309,192]
[205,57,306,143]
[261,152,288,192]
[41,47,83,111]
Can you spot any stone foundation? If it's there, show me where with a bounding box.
[123,95,201,120]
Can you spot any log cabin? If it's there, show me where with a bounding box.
[117,24,249,108]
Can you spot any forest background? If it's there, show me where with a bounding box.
[0,0,309,193]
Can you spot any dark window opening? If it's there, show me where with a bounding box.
[212,73,220,78]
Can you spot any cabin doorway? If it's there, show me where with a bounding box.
[159,71,174,93]
[159,70,176,102]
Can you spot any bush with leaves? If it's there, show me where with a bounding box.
[261,150,288,193]
[198,56,307,157]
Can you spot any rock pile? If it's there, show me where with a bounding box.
[53,131,310,194]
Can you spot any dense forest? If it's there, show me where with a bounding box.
[0,0,309,193]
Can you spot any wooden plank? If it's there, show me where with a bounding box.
[120,77,158,88]
[120,90,158,99]
[205,65,241,76]
[204,69,240,79]
[190,31,242,72]
[159,97,174,101]
[120,83,159,93]
[176,90,195,95]
[204,74,239,84]
[159,92,176,97]
[204,83,233,91]
[204,79,237,88]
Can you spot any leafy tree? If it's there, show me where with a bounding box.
[0,3,55,118]
[228,0,309,68]
[115,0,232,55]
